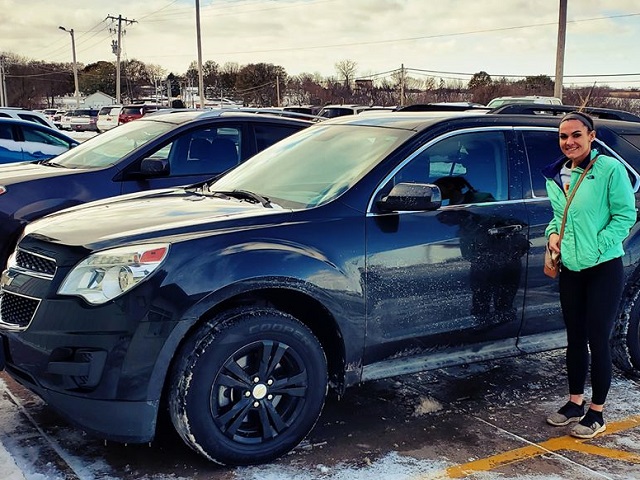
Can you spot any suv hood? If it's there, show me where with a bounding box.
[0,161,86,183]
[24,188,290,249]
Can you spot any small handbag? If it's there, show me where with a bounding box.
[544,155,598,278]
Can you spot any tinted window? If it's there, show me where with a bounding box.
[22,125,71,147]
[254,124,303,150]
[17,113,49,127]
[394,131,509,204]
[167,126,240,176]
[0,123,14,140]
[520,130,564,198]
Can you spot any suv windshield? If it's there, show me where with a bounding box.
[47,119,174,168]
[211,124,413,208]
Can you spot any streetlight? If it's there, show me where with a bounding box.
[59,26,80,107]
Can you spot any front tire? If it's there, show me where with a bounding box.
[169,308,328,465]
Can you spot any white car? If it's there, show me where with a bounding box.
[486,96,563,108]
[60,110,74,130]
[96,105,122,133]
[0,107,57,129]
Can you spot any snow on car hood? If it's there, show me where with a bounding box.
[24,188,291,248]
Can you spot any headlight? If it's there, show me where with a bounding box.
[58,243,169,304]
[0,185,6,195]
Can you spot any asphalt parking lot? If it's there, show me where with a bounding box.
[2,349,640,480]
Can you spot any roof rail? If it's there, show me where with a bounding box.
[489,104,640,123]
[224,107,324,122]
[396,103,490,112]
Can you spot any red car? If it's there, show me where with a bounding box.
[118,104,166,124]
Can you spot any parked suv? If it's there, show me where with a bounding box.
[70,108,99,132]
[0,109,312,268]
[119,104,166,124]
[96,105,122,132]
[0,117,78,163]
[0,107,57,129]
[2,105,640,466]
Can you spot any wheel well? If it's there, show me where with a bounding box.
[166,287,346,395]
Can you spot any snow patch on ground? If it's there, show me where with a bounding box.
[413,396,443,416]
[238,452,447,480]
[0,439,27,480]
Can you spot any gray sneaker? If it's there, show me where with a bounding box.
[571,411,606,439]
[546,400,585,426]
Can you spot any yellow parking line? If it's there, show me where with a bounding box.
[438,415,640,478]
[565,443,640,463]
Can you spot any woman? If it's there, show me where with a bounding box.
[543,111,636,438]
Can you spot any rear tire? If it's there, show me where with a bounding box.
[612,288,640,376]
[168,308,328,465]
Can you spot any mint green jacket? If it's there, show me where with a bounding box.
[544,149,637,272]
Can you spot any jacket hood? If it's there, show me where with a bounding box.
[24,188,291,249]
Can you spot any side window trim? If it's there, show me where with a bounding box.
[367,126,514,214]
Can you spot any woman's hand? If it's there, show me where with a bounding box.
[548,233,561,254]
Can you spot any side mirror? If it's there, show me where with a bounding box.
[140,157,170,177]
[376,183,442,212]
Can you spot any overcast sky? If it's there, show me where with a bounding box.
[1,0,639,87]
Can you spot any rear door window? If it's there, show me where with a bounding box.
[167,125,241,176]
[253,123,304,151]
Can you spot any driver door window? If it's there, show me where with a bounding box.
[394,131,509,205]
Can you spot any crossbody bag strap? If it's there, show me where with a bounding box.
[558,154,599,241]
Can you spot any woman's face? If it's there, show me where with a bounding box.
[559,119,595,163]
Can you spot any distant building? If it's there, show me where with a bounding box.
[83,91,117,108]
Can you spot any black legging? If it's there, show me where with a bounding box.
[559,257,624,405]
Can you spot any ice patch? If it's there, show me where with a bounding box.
[413,396,443,416]
[238,451,447,480]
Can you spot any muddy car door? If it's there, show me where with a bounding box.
[363,129,530,372]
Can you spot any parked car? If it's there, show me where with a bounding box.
[282,105,319,116]
[52,109,66,129]
[96,105,123,133]
[486,95,562,108]
[119,104,167,124]
[0,107,57,129]
[59,110,74,130]
[317,104,372,118]
[0,109,312,268]
[0,117,78,164]
[70,108,99,132]
[1,105,639,466]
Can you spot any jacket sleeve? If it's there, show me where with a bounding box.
[597,162,637,253]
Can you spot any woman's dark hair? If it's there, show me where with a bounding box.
[560,111,595,131]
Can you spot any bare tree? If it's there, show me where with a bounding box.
[335,59,358,90]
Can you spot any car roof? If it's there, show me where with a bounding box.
[315,107,640,132]
[140,108,316,126]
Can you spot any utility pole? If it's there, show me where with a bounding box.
[195,0,205,108]
[400,64,405,107]
[107,14,137,104]
[554,0,567,100]
[0,55,7,107]
[276,74,280,107]
[59,26,80,107]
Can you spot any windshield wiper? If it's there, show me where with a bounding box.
[211,189,273,208]
[39,160,66,167]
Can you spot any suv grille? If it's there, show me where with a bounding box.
[16,249,56,276]
[0,291,40,329]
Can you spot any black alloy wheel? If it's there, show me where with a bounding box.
[169,308,328,465]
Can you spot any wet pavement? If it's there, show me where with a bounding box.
[2,349,640,479]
